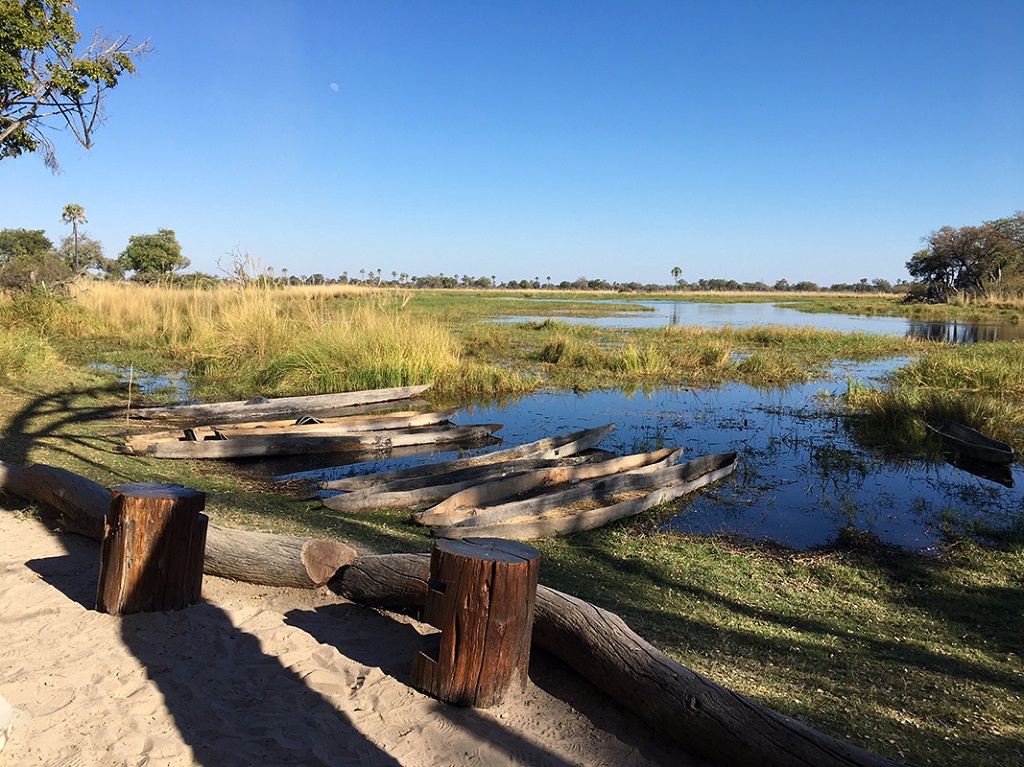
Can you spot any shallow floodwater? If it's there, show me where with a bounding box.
[500,300,1024,342]
[275,360,1023,551]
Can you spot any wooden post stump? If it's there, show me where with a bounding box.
[96,483,208,615]
[410,537,540,707]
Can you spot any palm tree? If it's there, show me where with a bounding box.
[671,266,682,288]
[61,203,87,271]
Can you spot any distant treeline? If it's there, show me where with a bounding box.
[13,210,1024,302]
[265,271,904,294]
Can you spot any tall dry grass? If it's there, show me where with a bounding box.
[65,281,534,400]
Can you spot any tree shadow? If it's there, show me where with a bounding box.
[569,536,1024,694]
[25,533,404,766]
[285,602,705,767]
[0,384,131,477]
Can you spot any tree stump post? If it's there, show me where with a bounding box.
[96,483,208,615]
[410,537,540,707]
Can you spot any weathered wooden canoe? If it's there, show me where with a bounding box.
[129,409,462,450]
[133,384,433,423]
[324,448,660,513]
[318,424,617,492]
[426,451,738,540]
[923,413,1015,465]
[120,423,502,460]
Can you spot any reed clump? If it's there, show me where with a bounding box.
[65,281,538,401]
[844,341,1024,453]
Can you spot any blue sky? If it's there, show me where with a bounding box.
[4,1,1022,285]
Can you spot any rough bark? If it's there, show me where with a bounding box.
[410,538,540,707]
[0,461,355,589]
[96,483,208,614]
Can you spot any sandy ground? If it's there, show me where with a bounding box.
[0,511,706,767]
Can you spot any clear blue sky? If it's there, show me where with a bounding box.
[4,1,1022,286]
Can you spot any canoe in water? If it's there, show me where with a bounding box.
[421,451,739,540]
[922,413,1015,465]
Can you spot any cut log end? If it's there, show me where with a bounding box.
[300,539,358,586]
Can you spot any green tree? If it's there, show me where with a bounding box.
[60,202,86,269]
[0,0,148,170]
[0,228,71,293]
[56,232,121,278]
[0,227,52,265]
[118,229,188,277]
[671,266,682,286]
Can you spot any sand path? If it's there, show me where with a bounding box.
[0,511,705,766]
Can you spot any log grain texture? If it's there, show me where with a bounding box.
[410,538,540,707]
[96,483,208,614]
[2,460,899,767]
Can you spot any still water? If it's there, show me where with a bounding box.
[276,360,1023,552]
[500,300,1024,343]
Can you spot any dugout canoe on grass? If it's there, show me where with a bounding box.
[120,423,503,460]
[317,423,617,492]
[323,447,664,512]
[132,384,433,424]
[424,451,738,540]
[124,409,461,454]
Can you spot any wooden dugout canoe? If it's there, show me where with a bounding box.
[427,451,738,540]
[120,423,502,460]
[127,409,462,450]
[323,449,640,512]
[132,384,433,423]
[317,423,617,492]
[922,413,1015,465]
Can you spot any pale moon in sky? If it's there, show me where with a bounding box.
[329,83,339,92]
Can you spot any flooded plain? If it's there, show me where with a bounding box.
[275,358,1023,552]
[113,299,1020,553]
[500,299,1024,342]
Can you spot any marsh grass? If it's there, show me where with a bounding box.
[845,341,1024,455]
[60,282,539,401]
[534,525,1023,767]
[495,321,922,390]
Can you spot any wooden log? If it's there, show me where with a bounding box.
[0,460,356,589]
[202,526,356,588]
[96,483,209,614]
[132,384,433,422]
[333,554,900,767]
[410,538,541,707]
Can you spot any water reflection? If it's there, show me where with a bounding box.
[498,300,1024,343]
[275,361,1022,552]
[905,320,1024,344]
